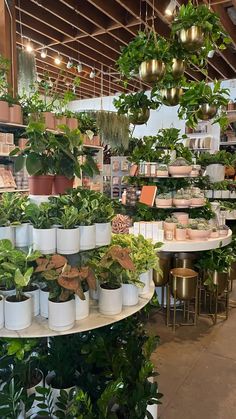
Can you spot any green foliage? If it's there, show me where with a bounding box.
[0,192,29,225]
[76,111,98,135]
[196,150,236,167]
[196,243,236,273]
[25,202,55,229]
[0,379,34,418]
[56,206,80,229]
[114,91,159,115]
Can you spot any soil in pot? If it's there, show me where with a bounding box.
[53,175,74,194]
[29,175,54,195]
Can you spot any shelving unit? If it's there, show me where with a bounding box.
[159,230,232,252]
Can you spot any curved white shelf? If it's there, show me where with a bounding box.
[0,285,154,338]
[159,230,232,252]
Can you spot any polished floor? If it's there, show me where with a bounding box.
[148,286,236,419]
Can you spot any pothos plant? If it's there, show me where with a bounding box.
[113,91,160,115]
[178,80,230,130]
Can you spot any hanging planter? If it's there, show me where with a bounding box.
[9,104,23,125]
[99,285,122,315]
[114,91,158,126]
[48,298,75,331]
[53,175,74,195]
[129,108,150,125]
[178,26,204,51]
[139,59,165,83]
[197,104,217,120]
[172,59,185,79]
[161,87,183,106]
[75,290,89,320]
[5,295,32,330]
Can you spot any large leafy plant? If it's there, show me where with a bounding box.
[114,91,159,115]
[25,202,54,229]
[196,150,236,167]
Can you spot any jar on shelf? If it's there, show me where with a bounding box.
[150,162,157,177]
[144,162,151,177]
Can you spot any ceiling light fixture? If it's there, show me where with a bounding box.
[165,0,177,16]
[77,62,83,73]
[48,78,53,88]
[25,40,33,53]
[40,49,47,59]
[54,55,61,65]
[89,69,96,79]
[67,59,73,69]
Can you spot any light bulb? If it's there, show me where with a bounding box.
[26,41,33,53]
[54,55,61,65]
[67,59,73,69]
[165,0,177,16]
[48,78,53,88]
[77,63,82,73]
[40,49,47,59]
[89,69,95,79]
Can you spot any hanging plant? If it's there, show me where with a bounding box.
[96,110,130,149]
[178,80,230,130]
[17,49,37,96]
[151,73,185,107]
[113,91,160,124]
[171,1,231,53]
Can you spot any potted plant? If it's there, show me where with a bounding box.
[35,254,75,331]
[25,202,56,254]
[0,54,11,122]
[10,120,55,195]
[197,150,235,182]
[190,192,205,206]
[9,95,23,125]
[175,223,187,241]
[54,90,76,130]
[163,216,178,234]
[155,193,172,208]
[168,157,192,177]
[171,2,230,52]
[0,199,15,244]
[188,221,210,241]
[55,206,80,254]
[210,227,219,239]
[173,191,191,207]
[75,194,98,251]
[113,91,159,125]
[156,164,169,177]
[152,73,184,107]
[172,211,189,225]
[65,110,78,130]
[2,192,30,247]
[93,192,114,246]
[219,224,230,237]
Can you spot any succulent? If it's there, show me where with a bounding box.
[156,193,172,199]
[165,216,178,223]
[169,157,191,167]
[176,224,186,229]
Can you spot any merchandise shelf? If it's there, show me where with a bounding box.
[0,285,155,338]
[159,230,232,252]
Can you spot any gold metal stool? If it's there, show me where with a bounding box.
[153,252,172,308]
[167,268,198,332]
[199,270,229,324]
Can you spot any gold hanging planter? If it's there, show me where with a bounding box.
[128,108,150,125]
[170,268,198,300]
[139,59,166,83]
[172,59,185,79]
[161,87,183,106]
[178,26,204,51]
[198,104,217,120]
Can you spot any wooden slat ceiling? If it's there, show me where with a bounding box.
[15,0,236,99]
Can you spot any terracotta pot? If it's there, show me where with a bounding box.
[93,135,100,146]
[172,59,185,79]
[0,100,9,122]
[43,112,55,130]
[155,198,172,207]
[55,116,67,129]
[156,170,168,177]
[163,221,177,233]
[168,165,192,177]
[161,88,183,106]
[9,104,22,124]
[53,175,74,194]
[198,104,217,120]
[129,108,150,125]
[228,102,236,111]
[67,117,78,130]
[188,229,209,241]
[173,198,191,207]
[28,175,54,195]
[175,228,187,241]
[139,59,166,83]
[129,164,138,177]
[190,197,205,206]
[178,26,204,51]
[210,230,219,238]
[172,212,189,225]
[170,268,198,300]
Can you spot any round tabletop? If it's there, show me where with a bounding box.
[159,230,232,252]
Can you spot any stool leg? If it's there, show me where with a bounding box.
[194,285,198,326]
[214,288,218,325]
[187,301,190,323]
[173,289,177,332]
[166,284,170,327]
[226,281,229,320]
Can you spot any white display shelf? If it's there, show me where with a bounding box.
[186,133,212,138]
[159,230,232,252]
[0,285,154,338]
[220,141,236,146]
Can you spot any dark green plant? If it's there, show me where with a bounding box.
[196,150,236,167]
[55,206,80,229]
[114,91,159,115]
[0,379,34,418]
[76,111,98,135]
[0,192,29,224]
[25,202,54,229]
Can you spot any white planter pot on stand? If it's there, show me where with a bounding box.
[79,225,96,250]
[48,299,75,331]
[0,295,4,329]
[95,222,111,246]
[24,285,40,316]
[205,164,225,182]
[40,287,49,318]
[139,271,151,295]
[15,223,30,247]
[5,295,32,330]
[99,285,122,315]
[46,372,75,411]
[27,369,44,417]
[56,227,80,254]
[75,290,89,320]
[0,226,14,244]
[122,284,139,306]
[32,227,56,254]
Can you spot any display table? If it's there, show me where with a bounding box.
[159,230,232,252]
[0,285,155,338]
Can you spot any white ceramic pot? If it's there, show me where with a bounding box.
[48,299,75,331]
[139,271,150,295]
[145,377,158,419]
[40,287,49,318]
[29,195,51,205]
[28,224,33,246]
[79,225,96,250]
[221,190,230,199]
[122,284,139,306]
[25,286,40,316]
[99,286,122,315]
[15,223,30,247]
[205,164,225,182]
[0,296,4,329]
[213,190,222,199]
[27,369,44,418]
[229,191,236,199]
[45,371,75,410]
[32,227,56,254]
[5,295,32,330]
[0,226,14,244]
[95,222,111,246]
[56,227,80,254]
[75,291,89,320]
[205,190,213,199]
[0,288,15,297]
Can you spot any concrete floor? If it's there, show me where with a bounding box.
[148,287,236,419]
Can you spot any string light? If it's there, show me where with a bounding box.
[67,59,73,69]
[77,62,83,73]
[40,49,47,59]
[165,0,177,16]
[54,54,61,65]
[89,69,96,79]
[25,40,33,53]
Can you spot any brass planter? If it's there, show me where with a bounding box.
[161,87,183,106]
[229,262,236,281]
[129,108,150,125]
[178,26,204,51]
[153,252,172,286]
[170,268,198,300]
[172,59,185,79]
[207,271,228,295]
[174,252,197,270]
[139,60,166,83]
[198,104,217,121]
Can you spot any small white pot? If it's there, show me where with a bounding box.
[28,224,33,246]
[33,227,56,254]
[122,284,139,306]
[0,226,14,245]
[99,286,122,315]
[79,225,96,250]
[213,190,222,199]
[56,227,80,254]
[29,195,51,205]
[75,291,89,320]
[40,287,49,318]
[46,372,75,410]
[229,191,236,199]
[145,377,158,419]
[15,223,30,247]
[25,286,40,316]
[205,164,225,182]
[27,369,44,418]
[48,299,75,331]
[205,190,213,199]
[5,295,32,330]
[95,222,111,246]
[0,296,4,329]
[0,288,15,297]
[139,271,150,295]
[221,190,230,199]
